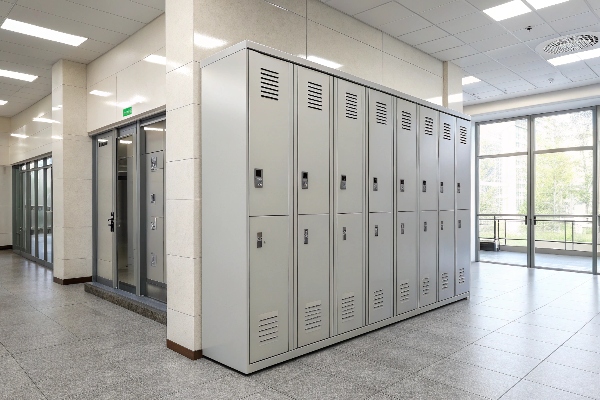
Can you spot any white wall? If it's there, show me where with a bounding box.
[0,117,10,247]
[9,95,53,165]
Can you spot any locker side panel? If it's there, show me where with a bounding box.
[335,79,365,214]
[397,99,417,212]
[438,211,455,301]
[297,214,330,347]
[334,213,364,334]
[439,114,455,211]
[397,211,417,315]
[248,51,292,217]
[456,210,471,295]
[419,107,439,212]
[249,216,290,363]
[456,119,471,210]
[368,90,393,213]
[419,211,438,307]
[368,212,393,323]
[297,67,330,215]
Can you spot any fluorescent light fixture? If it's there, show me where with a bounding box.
[484,0,531,21]
[33,117,58,124]
[11,133,28,138]
[144,54,166,65]
[0,68,37,82]
[462,76,480,85]
[119,140,132,144]
[144,127,164,131]
[548,48,600,66]
[526,0,569,9]
[98,139,108,143]
[1,19,87,46]
[0,100,7,105]
[194,33,227,49]
[51,135,63,140]
[306,55,343,69]
[90,90,111,97]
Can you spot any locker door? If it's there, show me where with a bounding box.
[439,114,455,211]
[146,153,164,284]
[438,211,455,301]
[419,107,439,212]
[249,216,290,363]
[456,210,471,295]
[397,211,417,315]
[397,99,417,212]
[368,90,393,213]
[334,213,364,334]
[146,216,164,283]
[368,213,393,323]
[146,153,164,218]
[335,79,365,214]
[419,211,437,307]
[249,51,292,217]
[297,67,330,215]
[456,119,471,210]
[297,214,330,347]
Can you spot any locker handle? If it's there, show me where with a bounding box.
[373,177,378,192]
[340,175,347,190]
[440,221,444,231]
[422,180,426,193]
[303,229,309,244]
[150,193,156,204]
[458,220,462,229]
[400,179,405,193]
[457,182,461,194]
[150,156,158,171]
[301,171,308,190]
[254,169,263,188]
[401,223,405,234]
[107,212,115,233]
[424,221,427,232]
[342,227,347,240]
[374,225,379,237]
[440,182,444,194]
[257,232,263,248]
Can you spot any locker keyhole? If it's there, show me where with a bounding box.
[254,169,263,188]
[301,171,308,190]
[440,182,444,193]
[457,183,461,194]
[340,175,347,190]
[373,177,378,192]
[257,232,263,248]
[422,180,427,192]
[303,229,309,244]
[400,179,405,193]
[458,220,462,229]
[441,221,444,231]
[424,221,427,232]
[150,193,156,204]
[342,227,347,240]
[374,225,379,237]
[401,223,405,235]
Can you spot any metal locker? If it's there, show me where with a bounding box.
[397,211,417,315]
[419,211,438,307]
[368,90,393,213]
[297,214,330,347]
[335,79,365,214]
[438,211,455,301]
[455,209,470,295]
[439,114,455,211]
[249,216,290,363]
[249,51,292,217]
[334,213,364,334]
[297,67,330,215]
[456,119,471,210]
[368,212,393,324]
[397,99,417,212]
[146,216,164,283]
[419,106,439,212]
[146,153,164,218]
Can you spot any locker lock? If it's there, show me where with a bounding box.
[400,179,405,193]
[150,193,156,204]
[374,225,379,237]
[257,232,263,248]
[254,169,263,188]
[150,252,157,267]
[150,218,157,231]
[424,221,427,232]
[150,156,158,172]
[422,180,427,193]
[373,177,378,192]
[401,223,405,235]
[301,171,308,190]
[340,175,347,190]
[304,229,309,244]
[342,227,347,240]
[441,221,444,231]
[458,220,462,229]
[440,182,444,194]
[457,183,461,194]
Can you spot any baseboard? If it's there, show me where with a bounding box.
[53,276,93,285]
[167,339,203,360]
[0,245,13,250]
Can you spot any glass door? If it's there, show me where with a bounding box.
[95,132,115,286]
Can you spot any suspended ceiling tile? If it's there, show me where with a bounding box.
[536,0,592,22]
[549,12,599,33]
[561,66,598,80]
[470,33,520,52]
[527,73,571,87]
[485,43,531,60]
[503,84,535,93]
[511,62,556,75]
[561,22,600,35]
[466,0,508,11]
[398,25,450,46]
[416,35,464,53]
[589,0,600,8]
[455,23,507,44]
[497,51,545,67]
[480,70,523,84]
[436,11,493,34]
[512,23,556,42]
[432,44,479,60]
[498,10,546,31]
[395,0,455,13]
[0,50,54,69]
[451,53,493,67]
[523,34,559,51]
[417,0,479,24]
[354,2,414,28]
[323,0,390,16]
[463,60,505,74]
[380,14,431,37]
[0,0,13,16]
[67,0,165,24]
[129,0,164,11]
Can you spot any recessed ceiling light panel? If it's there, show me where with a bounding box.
[0,100,7,105]
[526,0,569,10]
[1,19,87,46]
[462,76,480,85]
[11,133,28,138]
[89,90,111,97]
[0,68,37,82]
[484,0,531,21]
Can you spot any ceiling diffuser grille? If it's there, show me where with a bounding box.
[543,34,598,55]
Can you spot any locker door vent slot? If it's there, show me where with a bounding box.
[441,272,449,290]
[307,81,323,111]
[260,68,279,101]
[443,123,452,140]
[459,126,468,145]
[458,268,466,284]
[373,289,384,309]
[401,111,412,131]
[398,282,410,303]
[258,311,279,344]
[345,93,358,120]
[422,277,430,296]
[304,301,322,332]
[375,101,387,125]
[424,116,433,135]
[341,293,355,322]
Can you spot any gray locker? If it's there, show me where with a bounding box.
[297,214,330,347]
[297,67,330,215]
[146,216,164,283]
[334,213,364,334]
[368,212,393,324]
[397,99,417,212]
[419,211,437,307]
[419,106,439,212]
[438,211,455,301]
[456,119,471,210]
[335,79,365,214]
[397,211,417,315]
[146,153,164,218]
[249,216,290,363]
[368,90,393,213]
[439,114,455,211]
[455,209,470,295]
[249,52,292,217]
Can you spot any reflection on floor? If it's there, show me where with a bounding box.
[1,250,599,399]
[28,233,52,262]
[480,250,592,272]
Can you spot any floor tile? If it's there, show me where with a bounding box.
[442,311,509,331]
[563,332,600,354]
[449,343,540,378]
[531,306,598,322]
[578,322,600,337]
[421,320,492,343]
[502,380,589,400]
[361,342,442,373]
[384,375,486,400]
[274,369,377,400]
[244,389,294,400]
[546,346,600,373]
[475,332,559,359]
[526,361,600,399]
[463,304,527,321]
[177,374,265,400]
[496,322,574,345]
[515,313,587,332]
[391,330,470,357]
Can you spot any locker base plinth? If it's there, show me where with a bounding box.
[203,292,469,374]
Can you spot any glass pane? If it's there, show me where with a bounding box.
[46,167,52,263]
[97,135,114,284]
[21,173,26,249]
[117,134,136,293]
[479,156,528,215]
[37,159,44,167]
[47,157,53,165]
[534,110,593,151]
[479,119,527,156]
[37,169,44,260]
[30,171,35,257]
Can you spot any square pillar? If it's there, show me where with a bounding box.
[443,61,464,113]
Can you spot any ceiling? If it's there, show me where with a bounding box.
[321,0,600,106]
[0,0,164,118]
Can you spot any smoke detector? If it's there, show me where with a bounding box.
[536,33,599,55]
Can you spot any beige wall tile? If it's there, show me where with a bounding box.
[166,255,201,316]
[165,104,200,161]
[383,53,442,102]
[165,198,201,259]
[167,309,201,350]
[166,61,199,111]
[59,178,92,228]
[165,159,201,201]
[61,258,93,279]
[166,0,194,73]
[52,60,87,90]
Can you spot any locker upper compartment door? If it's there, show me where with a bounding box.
[297,67,330,215]
[456,119,471,211]
[335,79,365,215]
[419,106,439,212]
[397,99,417,212]
[368,90,393,213]
[439,113,455,211]
[249,51,293,217]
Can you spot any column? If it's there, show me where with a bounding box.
[443,61,464,113]
[0,117,11,248]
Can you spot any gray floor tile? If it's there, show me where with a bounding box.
[391,330,470,357]
[526,361,600,399]
[475,332,559,360]
[1,328,78,354]
[332,332,388,355]
[531,306,598,322]
[496,322,574,345]
[546,346,600,373]
[175,375,265,400]
[502,380,589,400]
[252,358,316,387]
[463,304,527,321]
[515,313,587,332]
[421,320,492,343]
[563,332,600,354]
[384,375,486,400]
[450,343,539,378]
[244,389,294,400]
[442,311,509,331]
[361,342,442,374]
[0,356,45,400]
[578,322,600,337]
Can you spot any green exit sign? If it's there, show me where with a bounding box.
[123,107,132,117]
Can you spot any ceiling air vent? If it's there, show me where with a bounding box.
[543,34,598,55]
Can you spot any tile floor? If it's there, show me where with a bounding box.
[479,250,593,273]
[1,249,599,399]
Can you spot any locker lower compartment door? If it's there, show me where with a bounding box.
[397,212,417,315]
[368,213,393,324]
[335,213,364,334]
[146,153,164,218]
[297,214,330,347]
[455,210,471,295]
[419,211,438,307]
[249,216,291,363]
[146,216,164,284]
[438,211,455,301]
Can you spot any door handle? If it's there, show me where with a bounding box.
[107,212,115,232]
